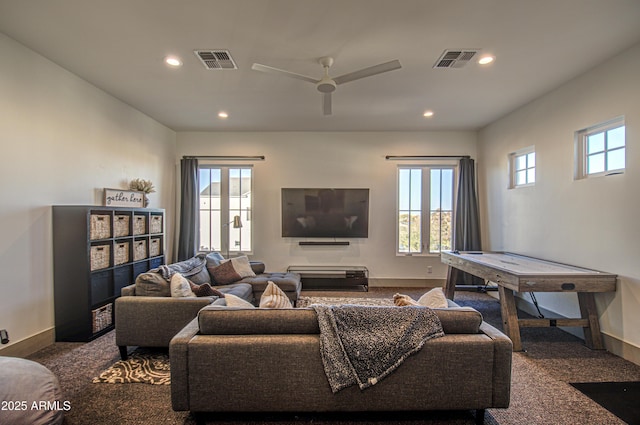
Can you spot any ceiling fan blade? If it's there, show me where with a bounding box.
[251,63,319,84]
[323,92,332,115]
[333,59,402,85]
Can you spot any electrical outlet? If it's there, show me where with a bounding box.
[427,266,433,274]
[0,329,8,344]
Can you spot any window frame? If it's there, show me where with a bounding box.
[508,146,536,189]
[197,164,253,256]
[396,162,457,256]
[575,117,626,179]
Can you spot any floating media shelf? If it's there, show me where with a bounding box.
[298,241,350,246]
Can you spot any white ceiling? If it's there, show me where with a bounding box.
[2,0,640,132]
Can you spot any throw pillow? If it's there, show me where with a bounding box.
[189,281,225,298]
[223,256,257,278]
[205,251,225,268]
[393,293,420,307]
[135,272,171,297]
[208,260,242,285]
[259,281,292,309]
[417,287,449,309]
[209,255,256,285]
[170,273,196,298]
[224,293,255,308]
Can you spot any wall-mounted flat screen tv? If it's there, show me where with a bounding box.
[281,188,369,238]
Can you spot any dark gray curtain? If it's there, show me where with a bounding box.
[445,157,483,297]
[177,158,198,261]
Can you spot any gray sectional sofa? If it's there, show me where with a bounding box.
[114,252,301,359]
[169,300,512,424]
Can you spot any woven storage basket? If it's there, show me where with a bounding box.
[133,240,147,261]
[133,215,146,235]
[114,242,130,265]
[92,303,113,334]
[149,238,162,257]
[90,245,110,271]
[90,214,111,240]
[150,215,163,234]
[113,215,130,237]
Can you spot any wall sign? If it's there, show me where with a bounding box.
[104,189,145,207]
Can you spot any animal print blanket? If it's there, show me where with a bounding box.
[312,304,444,393]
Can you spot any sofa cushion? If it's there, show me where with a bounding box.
[240,272,301,293]
[434,307,483,334]
[259,281,292,308]
[135,272,170,297]
[197,305,482,335]
[171,273,196,298]
[198,306,319,334]
[250,261,266,274]
[214,282,253,301]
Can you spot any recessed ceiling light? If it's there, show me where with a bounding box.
[164,56,182,67]
[423,110,434,118]
[218,111,229,119]
[478,55,495,65]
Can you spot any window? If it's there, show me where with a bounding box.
[398,166,455,254]
[198,166,252,254]
[509,147,535,188]
[575,117,625,179]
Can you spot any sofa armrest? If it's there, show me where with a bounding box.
[169,318,200,411]
[115,296,214,349]
[479,321,512,408]
[121,283,136,296]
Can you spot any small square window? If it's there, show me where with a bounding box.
[509,147,535,188]
[575,117,625,179]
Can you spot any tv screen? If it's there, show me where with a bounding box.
[281,188,369,238]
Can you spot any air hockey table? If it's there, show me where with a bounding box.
[441,251,617,351]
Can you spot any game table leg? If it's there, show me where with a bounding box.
[498,286,523,351]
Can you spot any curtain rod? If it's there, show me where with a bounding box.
[385,155,470,160]
[183,155,265,161]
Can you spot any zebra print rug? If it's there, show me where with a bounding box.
[92,349,170,385]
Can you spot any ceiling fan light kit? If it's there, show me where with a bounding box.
[251,56,402,115]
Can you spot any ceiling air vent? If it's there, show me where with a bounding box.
[433,49,479,69]
[194,50,238,70]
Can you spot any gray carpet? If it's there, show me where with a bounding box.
[26,289,640,425]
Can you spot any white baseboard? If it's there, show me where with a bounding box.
[602,332,640,366]
[0,328,55,358]
[369,278,445,288]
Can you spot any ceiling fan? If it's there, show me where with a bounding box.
[251,57,402,115]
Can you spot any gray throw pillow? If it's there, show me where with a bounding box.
[135,272,170,297]
[188,266,211,285]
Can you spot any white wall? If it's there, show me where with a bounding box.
[0,33,176,355]
[477,43,640,363]
[177,131,476,282]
